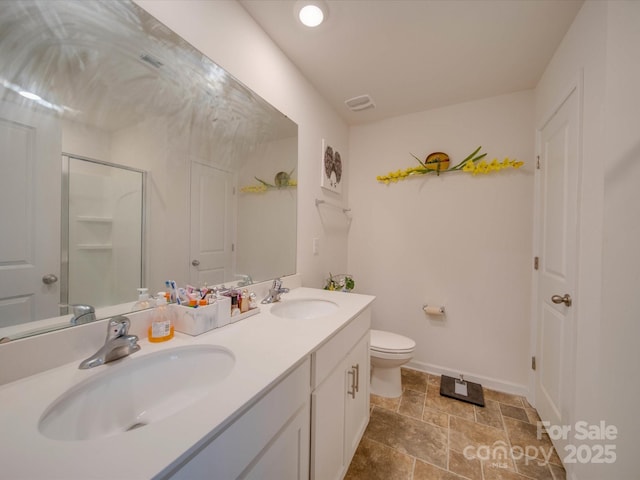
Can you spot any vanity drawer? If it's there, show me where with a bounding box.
[167,357,310,480]
[311,307,371,389]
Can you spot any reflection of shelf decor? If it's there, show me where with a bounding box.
[323,273,355,292]
[240,168,297,193]
[376,146,524,184]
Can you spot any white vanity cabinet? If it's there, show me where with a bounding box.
[310,308,371,480]
[167,358,310,480]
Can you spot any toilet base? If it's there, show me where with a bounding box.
[370,364,403,398]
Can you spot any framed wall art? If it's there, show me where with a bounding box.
[321,138,343,194]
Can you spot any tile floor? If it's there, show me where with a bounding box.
[345,368,566,480]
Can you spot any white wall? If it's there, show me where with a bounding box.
[135,0,351,289]
[348,91,534,393]
[535,1,640,477]
[600,2,640,478]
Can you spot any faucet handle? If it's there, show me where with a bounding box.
[105,315,131,341]
[69,304,96,325]
[272,278,282,289]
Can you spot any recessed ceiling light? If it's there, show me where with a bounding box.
[297,2,327,27]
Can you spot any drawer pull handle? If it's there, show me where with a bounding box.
[353,364,360,393]
[347,369,356,399]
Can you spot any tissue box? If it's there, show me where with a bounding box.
[171,302,219,336]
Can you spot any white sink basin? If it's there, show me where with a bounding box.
[270,298,339,320]
[38,345,235,441]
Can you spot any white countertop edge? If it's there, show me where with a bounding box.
[0,286,374,479]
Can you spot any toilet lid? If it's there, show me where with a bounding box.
[370,329,416,354]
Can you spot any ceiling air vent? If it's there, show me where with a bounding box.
[344,94,375,112]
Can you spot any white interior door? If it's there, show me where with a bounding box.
[190,162,235,286]
[0,100,61,327]
[535,86,580,452]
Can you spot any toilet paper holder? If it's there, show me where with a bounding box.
[423,304,445,316]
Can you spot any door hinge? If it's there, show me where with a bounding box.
[534,256,539,270]
[536,156,541,170]
[231,243,235,252]
[531,356,536,370]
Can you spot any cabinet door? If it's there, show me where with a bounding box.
[344,333,370,465]
[311,363,347,480]
[243,401,310,480]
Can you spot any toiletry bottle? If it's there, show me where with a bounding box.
[148,294,174,342]
[132,288,152,311]
[240,289,249,313]
[230,293,240,317]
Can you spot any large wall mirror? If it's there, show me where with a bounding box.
[0,0,298,340]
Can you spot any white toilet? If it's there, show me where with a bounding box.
[369,329,416,398]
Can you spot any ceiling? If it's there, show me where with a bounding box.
[239,0,584,125]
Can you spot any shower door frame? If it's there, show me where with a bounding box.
[61,154,146,314]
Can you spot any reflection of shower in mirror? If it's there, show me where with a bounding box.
[63,156,144,315]
[0,0,297,340]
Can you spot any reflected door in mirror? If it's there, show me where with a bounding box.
[190,163,236,286]
[0,100,61,327]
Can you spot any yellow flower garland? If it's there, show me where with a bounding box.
[376,147,524,184]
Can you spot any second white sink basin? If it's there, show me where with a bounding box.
[38,345,235,441]
[270,298,339,320]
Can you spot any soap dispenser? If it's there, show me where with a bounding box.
[148,294,174,343]
[132,288,152,311]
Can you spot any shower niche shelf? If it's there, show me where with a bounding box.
[76,216,113,223]
[77,244,113,250]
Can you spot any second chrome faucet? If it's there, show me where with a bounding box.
[261,278,289,304]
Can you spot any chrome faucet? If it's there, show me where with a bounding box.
[235,274,253,287]
[69,304,96,325]
[78,315,140,369]
[261,278,289,304]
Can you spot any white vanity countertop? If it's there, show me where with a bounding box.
[0,287,374,479]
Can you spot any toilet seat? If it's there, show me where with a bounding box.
[370,329,416,354]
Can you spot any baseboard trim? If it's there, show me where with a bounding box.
[406,359,529,398]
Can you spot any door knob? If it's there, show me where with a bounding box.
[192,259,200,266]
[551,294,572,307]
[42,274,58,285]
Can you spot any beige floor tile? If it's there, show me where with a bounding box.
[422,406,449,428]
[549,462,566,480]
[484,389,525,408]
[483,462,532,480]
[413,460,465,480]
[500,403,530,423]
[513,453,554,480]
[345,437,414,480]
[364,407,448,468]
[371,393,401,411]
[475,399,505,430]
[526,407,542,425]
[448,448,483,480]
[401,367,429,393]
[503,417,562,466]
[398,388,425,419]
[449,415,510,455]
[427,374,441,388]
[425,385,476,421]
